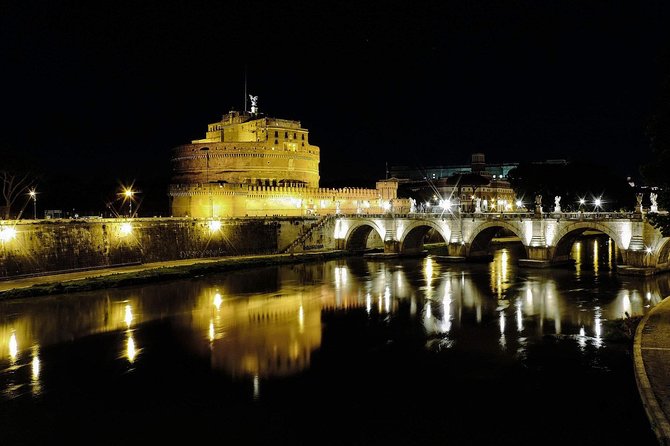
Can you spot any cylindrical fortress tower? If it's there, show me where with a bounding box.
[170,110,320,187]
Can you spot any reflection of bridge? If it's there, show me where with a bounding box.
[330,212,670,274]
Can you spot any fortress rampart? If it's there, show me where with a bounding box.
[0,217,339,278]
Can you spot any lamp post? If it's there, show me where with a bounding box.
[124,189,134,217]
[29,189,37,219]
[201,147,212,217]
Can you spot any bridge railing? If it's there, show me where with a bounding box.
[334,211,645,221]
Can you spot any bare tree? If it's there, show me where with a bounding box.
[1,170,35,219]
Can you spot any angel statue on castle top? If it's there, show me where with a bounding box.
[249,95,258,115]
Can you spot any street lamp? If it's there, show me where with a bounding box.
[29,189,37,219]
[124,188,134,217]
[594,197,602,211]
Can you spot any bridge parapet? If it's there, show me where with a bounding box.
[334,212,669,275]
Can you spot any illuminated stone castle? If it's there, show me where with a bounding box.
[169,101,406,217]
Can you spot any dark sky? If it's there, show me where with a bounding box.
[2,0,669,213]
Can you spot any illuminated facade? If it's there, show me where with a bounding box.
[169,106,408,217]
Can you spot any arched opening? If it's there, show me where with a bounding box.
[401,225,448,255]
[655,238,670,267]
[469,225,525,260]
[553,228,621,272]
[345,224,383,253]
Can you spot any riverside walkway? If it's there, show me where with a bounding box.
[635,295,670,445]
[0,254,669,444]
[0,251,343,296]
[0,258,232,293]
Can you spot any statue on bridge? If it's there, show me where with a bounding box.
[475,197,482,213]
[636,193,644,213]
[554,195,561,213]
[650,192,658,213]
[534,195,542,215]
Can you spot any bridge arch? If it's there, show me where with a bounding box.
[552,222,625,264]
[466,221,527,258]
[343,221,385,252]
[657,237,670,268]
[398,220,450,255]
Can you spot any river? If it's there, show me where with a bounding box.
[0,235,666,445]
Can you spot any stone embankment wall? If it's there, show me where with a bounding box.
[0,217,336,278]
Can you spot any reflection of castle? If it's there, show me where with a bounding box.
[169,103,409,217]
[198,288,323,378]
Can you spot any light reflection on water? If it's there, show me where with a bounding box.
[0,235,667,401]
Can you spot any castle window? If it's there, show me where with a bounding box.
[293,132,296,139]
[301,134,304,140]
[275,139,278,145]
[274,131,278,137]
[284,132,288,138]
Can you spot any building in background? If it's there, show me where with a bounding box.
[391,153,520,212]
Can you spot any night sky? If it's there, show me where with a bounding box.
[2,0,669,214]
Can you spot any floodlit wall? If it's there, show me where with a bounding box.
[0,217,337,278]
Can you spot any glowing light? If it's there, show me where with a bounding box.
[594,306,603,348]
[424,258,434,285]
[579,198,585,205]
[32,354,40,379]
[425,302,432,319]
[298,305,304,332]
[646,246,653,254]
[253,375,260,400]
[209,321,215,342]
[366,293,372,314]
[439,199,451,209]
[213,292,222,310]
[594,197,602,208]
[127,335,137,362]
[31,347,42,395]
[208,220,222,232]
[334,266,347,288]
[515,200,522,208]
[124,304,133,327]
[516,301,523,332]
[499,311,506,334]
[384,287,391,313]
[8,332,18,362]
[578,326,587,351]
[120,222,132,236]
[442,296,452,333]
[0,226,17,242]
[124,188,134,198]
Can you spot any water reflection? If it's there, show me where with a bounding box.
[0,235,669,399]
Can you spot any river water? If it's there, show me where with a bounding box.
[0,235,666,445]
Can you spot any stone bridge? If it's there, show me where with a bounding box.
[331,211,670,275]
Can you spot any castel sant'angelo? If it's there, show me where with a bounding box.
[169,97,408,217]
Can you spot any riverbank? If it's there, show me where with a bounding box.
[0,250,349,300]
